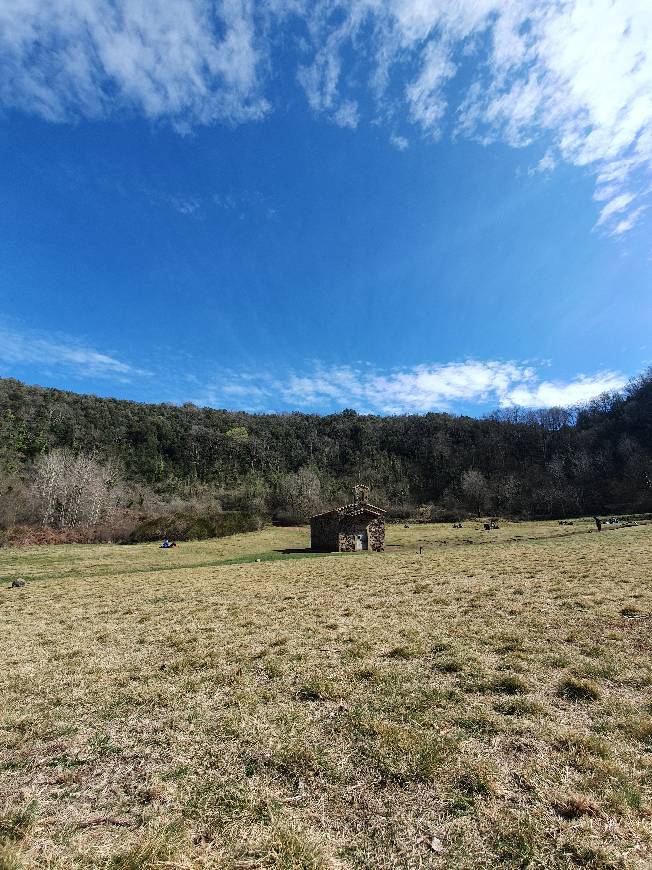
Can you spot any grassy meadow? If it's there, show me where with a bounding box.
[1,520,651,868]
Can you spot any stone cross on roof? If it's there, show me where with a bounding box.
[354,484,370,504]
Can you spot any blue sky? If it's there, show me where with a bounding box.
[0,0,650,415]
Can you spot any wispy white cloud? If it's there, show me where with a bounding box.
[2,1,651,234]
[501,371,627,408]
[528,149,556,176]
[167,195,202,216]
[0,0,269,127]
[332,99,359,129]
[611,205,647,236]
[142,189,203,216]
[390,134,409,151]
[596,192,636,226]
[292,0,652,235]
[405,40,456,137]
[440,0,652,234]
[0,323,145,381]
[0,323,629,412]
[192,360,627,414]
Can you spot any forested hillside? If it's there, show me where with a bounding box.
[0,371,651,533]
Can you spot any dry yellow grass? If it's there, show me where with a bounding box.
[1,521,651,868]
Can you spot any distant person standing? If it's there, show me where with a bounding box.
[593,516,602,532]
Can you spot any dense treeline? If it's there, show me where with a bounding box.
[0,370,651,534]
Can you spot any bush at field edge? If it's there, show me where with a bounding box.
[127,510,265,543]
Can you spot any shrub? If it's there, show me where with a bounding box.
[127,510,265,543]
[0,517,140,546]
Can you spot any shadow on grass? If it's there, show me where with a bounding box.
[277,548,318,555]
[12,548,333,583]
[219,549,333,565]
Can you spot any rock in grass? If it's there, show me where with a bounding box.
[11,578,26,588]
[430,836,444,853]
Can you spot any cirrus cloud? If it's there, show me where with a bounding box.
[1,0,651,235]
[0,0,269,127]
[193,360,627,414]
[0,321,629,413]
[0,322,146,381]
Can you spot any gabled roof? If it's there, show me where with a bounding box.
[310,500,386,521]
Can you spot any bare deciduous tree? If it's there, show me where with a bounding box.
[277,467,322,523]
[33,450,123,528]
[461,469,491,517]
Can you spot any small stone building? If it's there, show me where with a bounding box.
[310,485,386,552]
